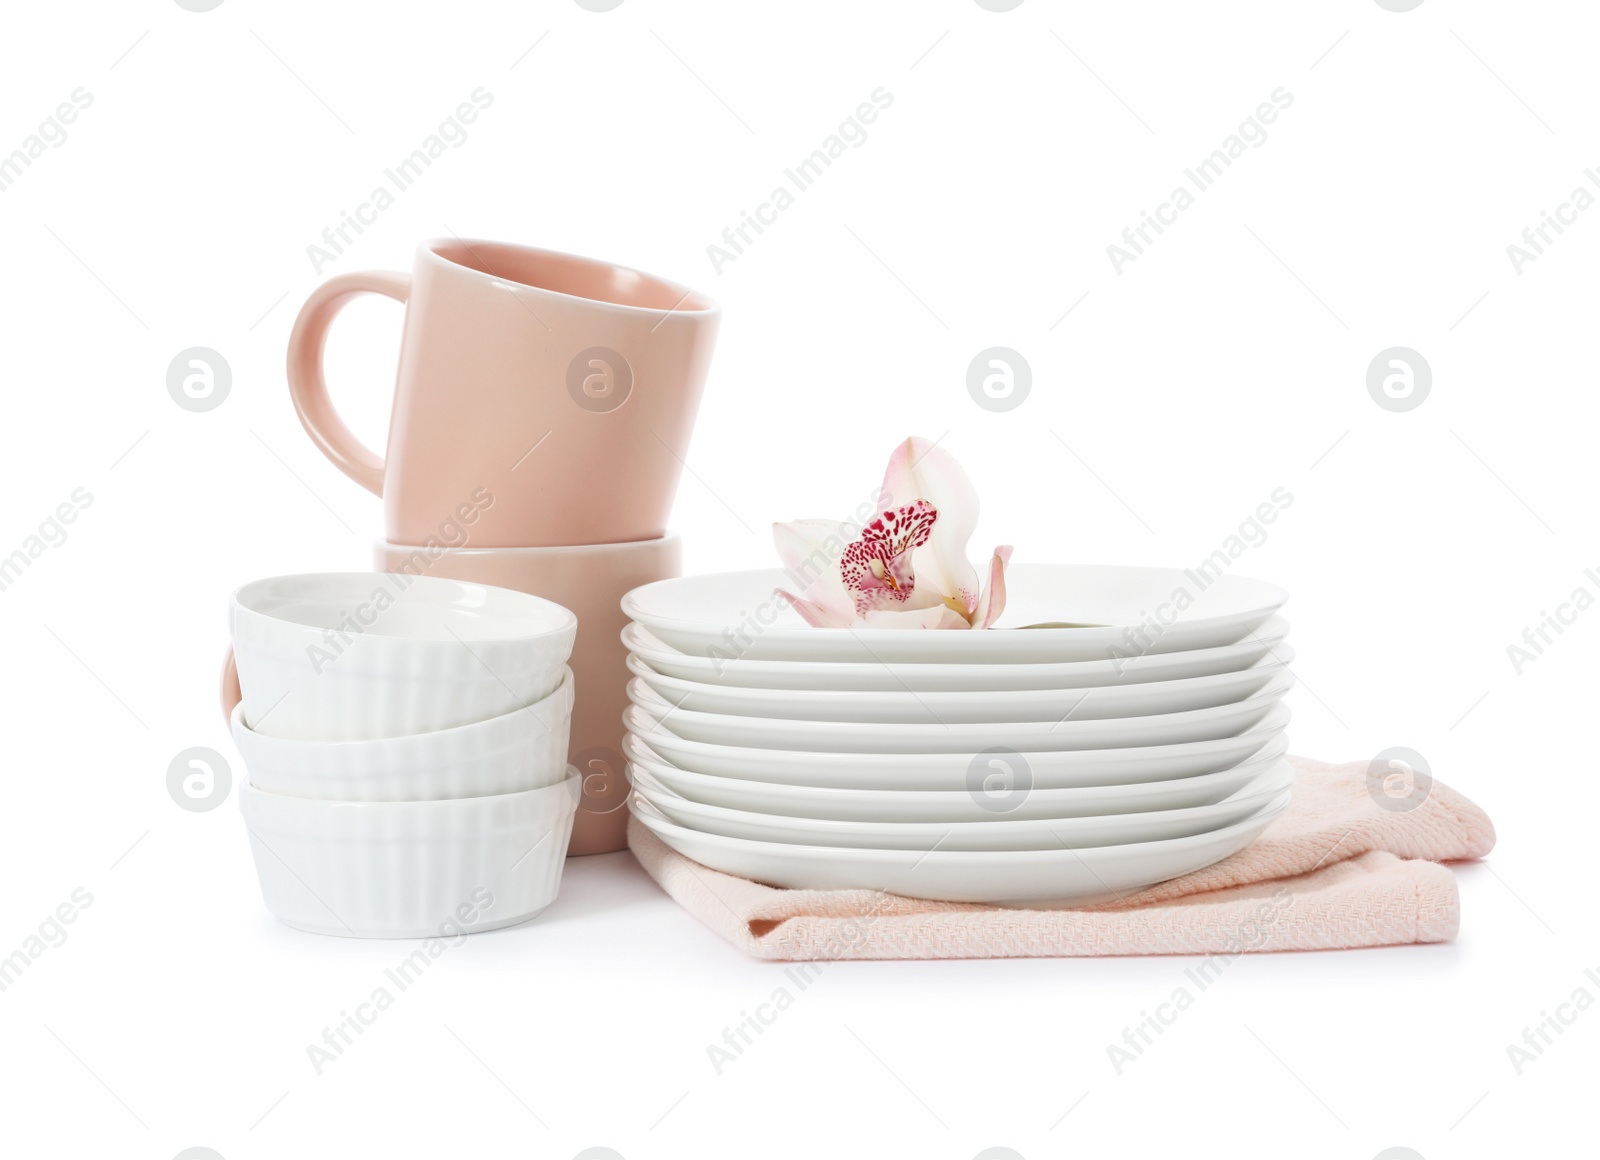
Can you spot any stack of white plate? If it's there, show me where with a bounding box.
[621,564,1295,907]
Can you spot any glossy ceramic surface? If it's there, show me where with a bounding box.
[630,791,1292,906]
[231,669,573,801]
[621,731,1290,821]
[288,239,720,546]
[230,572,574,742]
[620,616,1291,692]
[632,761,1294,851]
[623,701,1291,788]
[628,675,1294,753]
[623,564,1287,662]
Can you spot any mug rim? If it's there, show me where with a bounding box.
[419,238,720,318]
[375,532,682,559]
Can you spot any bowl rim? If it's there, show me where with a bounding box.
[230,666,575,753]
[231,571,577,646]
[239,767,582,815]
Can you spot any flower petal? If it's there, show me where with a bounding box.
[863,604,972,630]
[972,545,1013,629]
[841,499,938,617]
[880,437,981,615]
[772,519,846,582]
[774,587,852,628]
[772,519,854,618]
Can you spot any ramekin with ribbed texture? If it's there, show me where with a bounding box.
[231,668,574,802]
[239,772,581,938]
[230,572,576,741]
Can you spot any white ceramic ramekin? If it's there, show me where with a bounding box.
[373,535,683,856]
[231,668,574,802]
[239,773,581,938]
[230,572,576,741]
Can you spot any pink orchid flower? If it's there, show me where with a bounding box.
[773,437,1013,629]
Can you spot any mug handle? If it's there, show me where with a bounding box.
[285,270,411,496]
[220,646,241,724]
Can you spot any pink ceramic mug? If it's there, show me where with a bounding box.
[287,239,720,547]
[372,534,682,857]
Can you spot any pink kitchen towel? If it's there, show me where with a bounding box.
[626,756,1496,960]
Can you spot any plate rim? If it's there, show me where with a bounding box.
[629,787,1294,865]
[622,699,1293,768]
[624,645,1297,709]
[630,760,1296,840]
[623,564,1290,642]
[620,613,1293,684]
[627,671,1296,740]
[622,729,1293,805]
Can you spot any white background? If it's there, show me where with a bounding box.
[0,0,1592,1157]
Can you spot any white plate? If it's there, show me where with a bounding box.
[623,732,1291,821]
[622,617,1290,692]
[627,648,1293,724]
[630,791,1292,905]
[622,564,1288,663]
[624,701,1291,789]
[632,762,1293,852]
[628,674,1293,754]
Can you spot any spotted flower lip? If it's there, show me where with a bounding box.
[772,438,1012,630]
